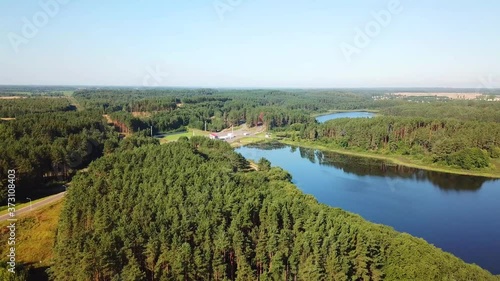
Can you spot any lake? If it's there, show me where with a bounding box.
[236,143,500,274]
[316,111,375,123]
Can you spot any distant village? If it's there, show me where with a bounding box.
[372,92,500,102]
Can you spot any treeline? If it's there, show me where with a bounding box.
[74,89,213,113]
[0,110,157,202]
[107,106,314,135]
[0,97,75,117]
[0,85,76,94]
[81,89,329,133]
[73,89,376,114]
[51,138,499,280]
[380,100,500,122]
[0,111,111,199]
[281,116,500,170]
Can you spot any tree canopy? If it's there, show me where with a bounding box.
[52,138,499,280]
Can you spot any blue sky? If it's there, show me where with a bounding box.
[0,0,499,88]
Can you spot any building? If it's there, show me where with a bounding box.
[209,133,218,140]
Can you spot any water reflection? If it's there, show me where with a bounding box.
[245,142,495,192]
[237,142,500,274]
[316,111,375,123]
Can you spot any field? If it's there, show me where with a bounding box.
[0,200,63,279]
[158,128,210,143]
[391,92,483,100]
[0,96,26,99]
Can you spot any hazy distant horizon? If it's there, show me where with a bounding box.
[1,84,499,93]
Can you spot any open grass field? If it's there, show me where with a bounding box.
[0,200,63,279]
[159,128,210,144]
[389,92,500,100]
[0,96,26,99]
[230,132,269,147]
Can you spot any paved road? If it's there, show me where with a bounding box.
[0,192,66,221]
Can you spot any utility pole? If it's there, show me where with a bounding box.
[204,121,207,131]
[150,126,153,137]
[27,197,32,211]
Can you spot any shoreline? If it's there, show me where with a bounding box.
[282,140,500,178]
[312,109,380,118]
[233,138,500,179]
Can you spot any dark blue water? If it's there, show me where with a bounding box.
[236,143,500,274]
[316,111,375,123]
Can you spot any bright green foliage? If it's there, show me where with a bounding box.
[448,148,490,169]
[73,89,369,133]
[380,101,500,122]
[0,110,117,200]
[52,139,498,280]
[0,97,75,117]
[289,116,500,170]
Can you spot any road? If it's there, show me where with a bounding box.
[0,192,66,222]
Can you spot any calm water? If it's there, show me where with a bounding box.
[236,143,500,274]
[316,111,375,123]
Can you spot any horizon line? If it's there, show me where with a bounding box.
[0,84,499,91]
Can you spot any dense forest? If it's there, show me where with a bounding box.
[278,116,500,170]
[2,89,499,202]
[72,89,374,114]
[379,101,500,122]
[1,87,499,280]
[0,97,75,117]
[51,138,499,280]
[75,89,338,133]
[0,108,158,201]
[0,110,111,199]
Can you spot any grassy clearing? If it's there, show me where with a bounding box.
[60,91,74,96]
[0,200,63,271]
[231,135,269,147]
[62,91,81,111]
[159,128,210,144]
